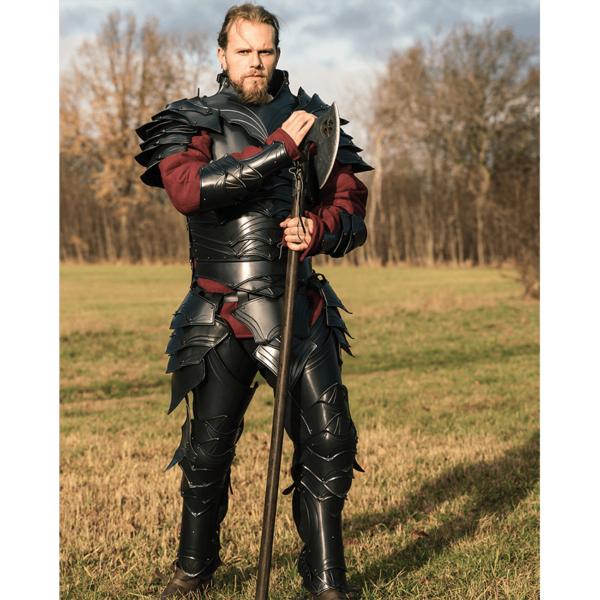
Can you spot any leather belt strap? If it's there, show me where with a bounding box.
[194,259,312,287]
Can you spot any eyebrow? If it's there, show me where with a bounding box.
[232,44,275,52]
[235,48,275,54]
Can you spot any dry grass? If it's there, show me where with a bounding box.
[60,265,539,599]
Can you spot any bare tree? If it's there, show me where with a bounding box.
[60,11,210,262]
[364,21,539,294]
[437,22,539,266]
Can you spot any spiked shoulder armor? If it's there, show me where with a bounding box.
[135,70,372,189]
[135,96,222,188]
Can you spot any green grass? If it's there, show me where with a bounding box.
[60,265,539,599]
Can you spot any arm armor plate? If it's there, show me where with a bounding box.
[320,211,367,258]
[197,140,293,213]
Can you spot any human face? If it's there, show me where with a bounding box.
[217,19,280,104]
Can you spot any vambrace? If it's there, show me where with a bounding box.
[321,211,367,258]
[198,141,293,213]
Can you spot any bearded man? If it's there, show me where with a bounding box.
[135,4,371,599]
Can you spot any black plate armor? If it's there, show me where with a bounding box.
[136,70,371,595]
[136,70,371,396]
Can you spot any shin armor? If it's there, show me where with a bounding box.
[170,337,258,578]
[286,328,359,595]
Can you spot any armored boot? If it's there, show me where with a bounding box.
[157,561,213,599]
[308,590,358,600]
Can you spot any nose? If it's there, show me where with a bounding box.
[250,51,263,68]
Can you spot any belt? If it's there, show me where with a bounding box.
[194,258,312,288]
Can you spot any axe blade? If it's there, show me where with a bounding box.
[304,102,340,189]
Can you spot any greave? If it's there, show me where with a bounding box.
[177,415,241,578]
[174,343,258,579]
[290,383,358,595]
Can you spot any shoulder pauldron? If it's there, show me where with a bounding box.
[135,72,373,189]
[135,96,222,188]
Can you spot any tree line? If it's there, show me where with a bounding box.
[353,21,539,298]
[60,12,539,297]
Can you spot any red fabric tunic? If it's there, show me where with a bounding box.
[159,127,368,338]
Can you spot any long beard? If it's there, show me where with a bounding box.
[229,75,270,105]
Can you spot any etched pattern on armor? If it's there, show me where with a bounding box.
[190,212,284,262]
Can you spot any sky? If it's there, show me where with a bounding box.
[59,0,540,139]
[0,0,600,149]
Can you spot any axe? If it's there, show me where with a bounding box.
[255,103,341,600]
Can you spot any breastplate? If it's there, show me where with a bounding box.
[187,120,311,291]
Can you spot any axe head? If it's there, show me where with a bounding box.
[303,102,340,189]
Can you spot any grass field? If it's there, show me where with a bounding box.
[60,265,539,599]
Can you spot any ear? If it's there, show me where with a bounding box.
[217,47,226,70]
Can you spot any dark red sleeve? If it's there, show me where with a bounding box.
[158,128,301,216]
[158,130,212,216]
[281,160,369,261]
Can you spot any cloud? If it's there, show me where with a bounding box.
[57,0,540,165]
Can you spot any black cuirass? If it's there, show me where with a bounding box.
[187,78,312,291]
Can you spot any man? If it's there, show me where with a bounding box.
[135,4,371,599]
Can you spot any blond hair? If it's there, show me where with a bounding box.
[217,3,281,50]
